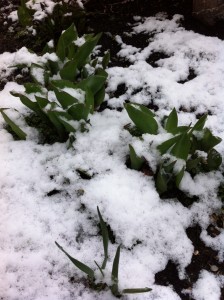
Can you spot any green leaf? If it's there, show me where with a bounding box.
[91,58,98,68]
[157,135,181,155]
[68,103,89,121]
[186,157,202,173]
[42,43,54,55]
[47,111,66,140]
[97,207,109,270]
[53,111,76,133]
[94,260,104,277]
[191,114,207,132]
[30,64,49,86]
[51,79,77,90]
[67,44,77,60]
[60,60,78,81]
[76,75,107,96]
[85,88,94,114]
[165,108,178,133]
[111,245,121,297]
[81,67,89,79]
[24,83,43,94]
[10,92,47,121]
[95,68,108,78]
[155,168,167,194]
[0,109,26,140]
[94,86,105,109]
[56,23,78,61]
[129,144,144,170]
[163,160,176,173]
[102,51,110,69]
[54,88,78,109]
[124,103,158,135]
[199,128,222,152]
[55,241,95,279]
[35,96,49,110]
[171,133,191,161]
[123,288,152,294]
[74,33,102,69]
[175,166,185,187]
[207,149,222,171]
[46,60,59,75]
[175,125,190,134]
[17,6,32,27]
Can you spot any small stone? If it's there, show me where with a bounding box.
[210,265,219,272]
[194,250,199,255]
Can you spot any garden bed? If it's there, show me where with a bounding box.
[0,1,224,300]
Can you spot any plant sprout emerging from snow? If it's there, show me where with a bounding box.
[16,0,86,46]
[1,24,109,144]
[125,103,222,195]
[55,207,152,297]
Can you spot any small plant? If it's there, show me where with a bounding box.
[16,0,86,50]
[55,207,152,297]
[125,104,222,195]
[1,24,109,144]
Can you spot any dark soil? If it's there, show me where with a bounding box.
[0,0,224,299]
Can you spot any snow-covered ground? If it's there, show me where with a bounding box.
[0,14,224,300]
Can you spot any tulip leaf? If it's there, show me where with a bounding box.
[199,128,222,152]
[74,33,102,69]
[55,241,95,279]
[56,23,78,61]
[123,288,152,294]
[191,114,207,132]
[24,83,43,94]
[175,166,185,187]
[94,86,105,108]
[124,103,158,134]
[54,88,79,109]
[157,135,181,155]
[207,149,222,171]
[0,109,27,140]
[156,168,167,194]
[60,60,78,81]
[165,108,178,133]
[111,245,121,297]
[102,51,110,69]
[53,111,76,133]
[97,207,109,270]
[171,133,191,160]
[85,88,94,114]
[68,103,89,121]
[76,75,106,95]
[129,144,144,170]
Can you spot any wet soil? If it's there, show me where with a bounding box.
[0,0,224,299]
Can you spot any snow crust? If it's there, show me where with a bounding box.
[0,14,224,300]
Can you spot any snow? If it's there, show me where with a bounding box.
[192,270,222,300]
[0,13,224,300]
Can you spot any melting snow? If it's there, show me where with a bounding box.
[0,14,224,300]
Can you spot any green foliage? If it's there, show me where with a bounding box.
[0,108,27,140]
[4,25,108,144]
[17,0,33,27]
[55,207,151,297]
[126,105,222,195]
[16,1,86,51]
[124,103,158,134]
[129,144,144,171]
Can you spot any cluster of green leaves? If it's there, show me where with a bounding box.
[125,103,222,195]
[1,24,109,143]
[17,0,86,49]
[55,207,151,297]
